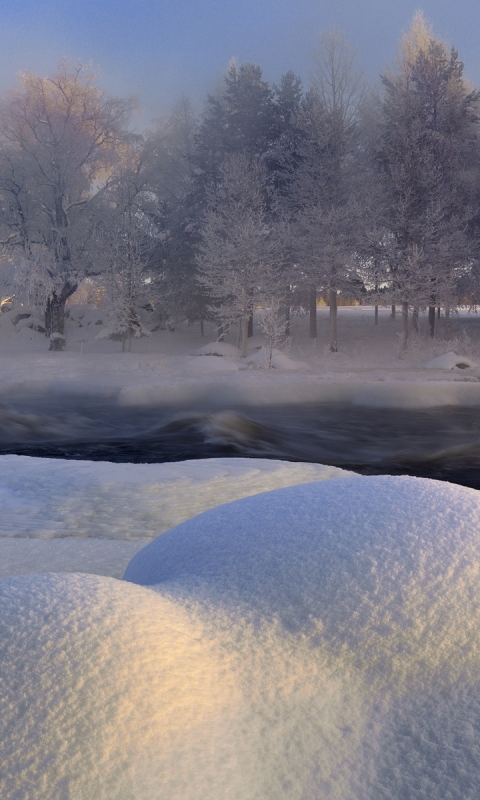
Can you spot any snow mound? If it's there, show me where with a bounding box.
[5,477,480,799]
[245,346,308,370]
[0,573,243,800]
[196,341,240,357]
[425,351,476,370]
[123,475,480,798]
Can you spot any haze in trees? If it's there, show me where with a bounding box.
[0,14,479,356]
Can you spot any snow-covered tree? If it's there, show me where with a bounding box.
[95,144,155,351]
[375,12,480,349]
[0,61,133,349]
[196,153,284,357]
[257,296,288,368]
[283,32,363,349]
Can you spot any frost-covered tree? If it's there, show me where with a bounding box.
[196,153,284,357]
[0,61,133,349]
[375,12,480,349]
[143,97,209,326]
[95,144,156,351]
[257,296,288,368]
[284,33,363,349]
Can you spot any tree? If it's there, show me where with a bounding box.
[284,32,363,348]
[143,97,208,326]
[375,12,480,349]
[95,142,155,351]
[0,61,133,349]
[196,153,283,357]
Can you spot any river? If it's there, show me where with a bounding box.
[1,394,480,489]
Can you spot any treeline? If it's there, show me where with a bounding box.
[0,11,480,352]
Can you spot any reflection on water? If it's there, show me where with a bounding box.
[1,395,480,489]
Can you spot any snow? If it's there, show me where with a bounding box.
[0,305,479,407]
[0,455,352,577]
[245,346,310,369]
[425,351,476,369]
[196,341,240,357]
[125,475,480,798]
[3,476,480,798]
[3,306,480,796]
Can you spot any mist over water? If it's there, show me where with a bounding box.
[2,395,480,489]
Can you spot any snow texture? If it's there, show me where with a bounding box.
[246,346,309,370]
[3,475,480,799]
[196,341,240,357]
[425,351,476,369]
[0,455,350,542]
[0,456,352,578]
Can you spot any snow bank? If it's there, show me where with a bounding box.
[245,346,309,370]
[4,476,480,799]
[124,475,480,797]
[425,352,476,370]
[196,341,240,357]
[0,455,352,543]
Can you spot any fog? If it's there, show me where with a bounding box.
[0,0,478,126]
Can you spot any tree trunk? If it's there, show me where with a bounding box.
[241,317,249,358]
[248,313,254,338]
[285,296,290,337]
[445,307,451,340]
[309,286,317,339]
[401,301,408,352]
[200,319,204,337]
[391,304,396,320]
[437,306,441,319]
[412,307,419,332]
[374,304,378,325]
[330,289,338,352]
[45,283,77,351]
[428,306,436,338]
[217,324,225,342]
[45,293,66,351]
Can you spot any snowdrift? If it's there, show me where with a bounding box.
[3,475,480,798]
[425,351,477,370]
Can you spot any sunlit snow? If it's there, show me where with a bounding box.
[2,476,480,799]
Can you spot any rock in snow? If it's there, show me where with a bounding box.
[3,475,480,798]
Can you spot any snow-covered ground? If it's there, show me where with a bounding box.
[0,304,480,408]
[2,304,480,798]
[3,475,480,799]
[0,456,352,578]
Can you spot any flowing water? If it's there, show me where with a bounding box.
[1,394,480,489]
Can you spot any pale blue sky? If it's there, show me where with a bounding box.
[0,1,477,128]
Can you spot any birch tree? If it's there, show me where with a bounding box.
[196,153,283,357]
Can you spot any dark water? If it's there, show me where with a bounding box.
[1,394,480,489]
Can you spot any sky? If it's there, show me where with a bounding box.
[0,1,478,129]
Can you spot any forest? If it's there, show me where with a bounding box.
[0,11,479,355]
